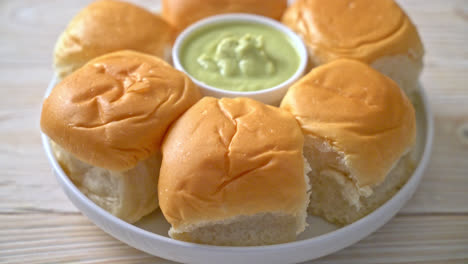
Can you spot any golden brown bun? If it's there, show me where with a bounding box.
[281,59,416,187]
[54,0,174,78]
[41,50,202,171]
[282,0,424,64]
[162,0,287,32]
[159,97,308,230]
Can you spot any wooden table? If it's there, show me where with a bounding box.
[1,0,467,263]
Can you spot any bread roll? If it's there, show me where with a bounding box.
[41,50,202,223]
[280,59,416,225]
[282,0,424,96]
[159,97,310,246]
[162,0,287,32]
[54,0,174,78]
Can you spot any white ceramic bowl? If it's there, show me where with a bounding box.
[41,76,433,264]
[172,14,308,105]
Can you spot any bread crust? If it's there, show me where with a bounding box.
[159,97,308,230]
[282,0,424,65]
[54,0,174,78]
[162,0,287,32]
[41,50,202,171]
[281,59,416,187]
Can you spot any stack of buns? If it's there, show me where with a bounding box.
[281,0,424,96]
[41,0,423,246]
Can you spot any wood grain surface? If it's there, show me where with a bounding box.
[1,0,467,263]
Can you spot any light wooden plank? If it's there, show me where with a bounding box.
[401,115,468,213]
[0,213,467,264]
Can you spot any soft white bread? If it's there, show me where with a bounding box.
[54,0,174,78]
[51,141,161,223]
[41,50,201,223]
[159,97,310,246]
[282,0,424,96]
[162,0,287,32]
[281,59,416,225]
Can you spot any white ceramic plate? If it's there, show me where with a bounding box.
[41,75,433,264]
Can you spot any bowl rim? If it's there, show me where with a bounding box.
[171,13,308,96]
[41,74,434,260]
